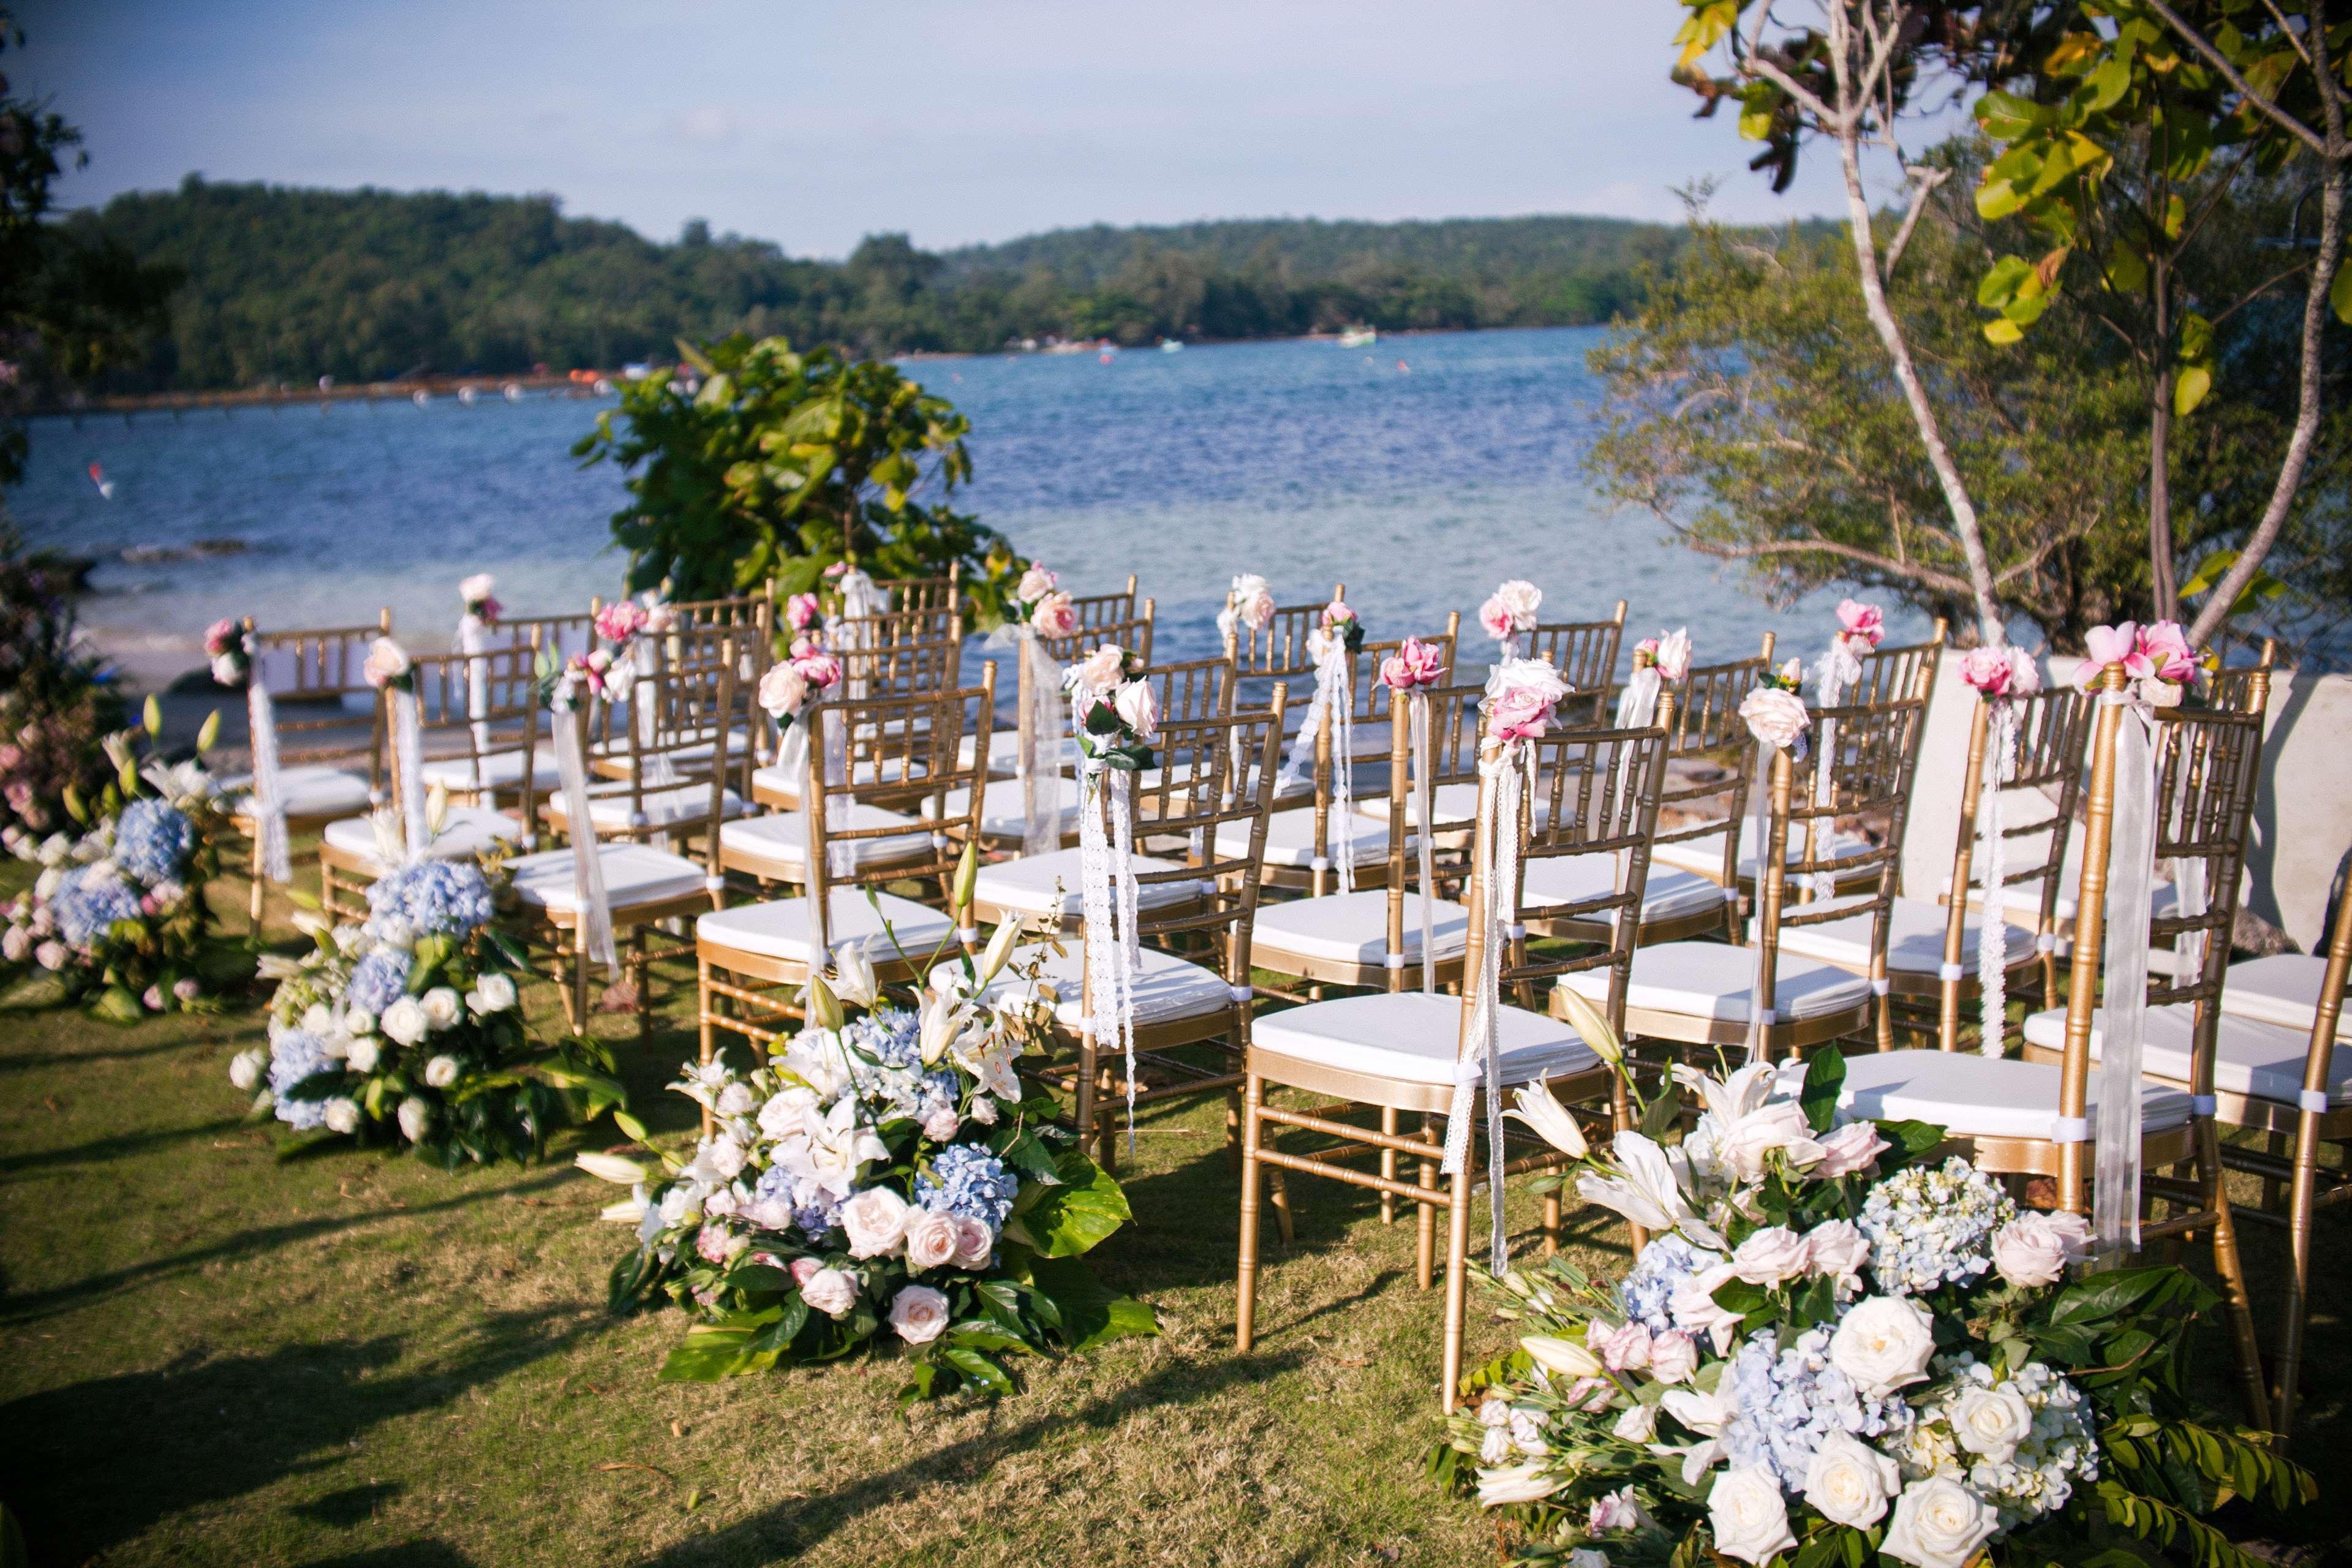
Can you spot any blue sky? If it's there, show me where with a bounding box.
[17,0,1937,255]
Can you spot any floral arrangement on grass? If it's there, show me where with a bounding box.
[584,922,1156,1402]
[2,700,227,1020]
[1434,1005,2313,1568]
[233,855,628,1165]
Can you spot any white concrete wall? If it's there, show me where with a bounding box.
[1898,658,2352,952]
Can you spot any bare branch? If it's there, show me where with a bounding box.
[2204,260,2315,328]
[1683,533,1985,600]
[1884,165,1951,276]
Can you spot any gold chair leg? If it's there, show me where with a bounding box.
[1236,1072,1264,1352]
[2198,1120,2272,1431]
[1269,1166,1295,1245]
[248,861,266,932]
[2273,1112,2323,1441]
[1439,1160,1474,1412]
[1380,1106,1399,1224]
[696,954,717,1139]
[1417,1119,1439,1290]
[631,925,651,1043]
[570,924,592,1037]
[1542,1190,1561,1258]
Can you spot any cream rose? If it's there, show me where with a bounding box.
[887,1283,950,1344]
[1719,1101,1825,1180]
[839,1186,911,1258]
[1730,1224,1811,1286]
[1991,1210,2092,1288]
[1708,1464,1797,1565]
[324,1098,362,1134]
[950,1215,995,1270]
[1882,1476,1998,1568]
[422,1053,461,1088]
[1812,1121,1890,1177]
[362,636,412,688]
[470,972,517,1012]
[1828,1295,1937,1398]
[1803,1218,1870,1286]
[1801,1431,1900,1528]
[800,1265,859,1318]
[1112,678,1159,739]
[1647,1329,1700,1385]
[903,1207,962,1273]
[1950,1386,2035,1464]
[1611,1401,1659,1442]
[345,1035,382,1074]
[1739,687,1811,750]
[382,997,429,1047]
[1015,564,1058,603]
[420,986,464,1030]
[1072,643,1125,695]
[758,661,810,718]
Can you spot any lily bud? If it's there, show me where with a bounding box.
[1521,1335,1604,1379]
[195,709,221,753]
[144,695,164,736]
[1554,985,1623,1066]
[426,780,450,836]
[804,971,845,1031]
[62,784,86,824]
[951,838,978,913]
[979,918,1023,984]
[573,1151,646,1185]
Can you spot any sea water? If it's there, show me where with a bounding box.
[10,327,1912,674]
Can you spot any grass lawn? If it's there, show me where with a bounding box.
[1,859,2346,1568]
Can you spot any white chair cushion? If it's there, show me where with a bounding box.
[1652,820,1874,882]
[2019,1003,2349,1109]
[1254,991,1598,1087]
[699,889,959,966]
[592,728,752,771]
[1835,1049,2194,1140]
[1216,804,1395,869]
[1252,889,1469,967]
[2217,954,2350,1040]
[1521,853,1732,927]
[963,729,1079,774]
[322,806,518,872]
[545,785,742,831]
[1763,895,2035,976]
[718,804,932,873]
[224,764,374,821]
[1355,782,1538,830]
[969,847,1205,919]
[508,843,709,913]
[418,748,560,791]
[929,942,1235,1030]
[1559,941,1872,1024]
[925,777,1083,841]
[749,758,894,801]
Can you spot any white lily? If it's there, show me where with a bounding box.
[1553,982,1624,1066]
[1476,1463,1561,1507]
[918,987,986,1068]
[600,1197,647,1224]
[1507,1082,1588,1158]
[574,1151,646,1185]
[978,918,1024,984]
[1521,1335,1605,1378]
[1662,1382,1739,1438]
[1674,1060,1778,1127]
[828,946,880,1008]
[1575,1131,1724,1248]
[780,1096,886,1200]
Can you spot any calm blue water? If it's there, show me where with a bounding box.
[10,328,1912,676]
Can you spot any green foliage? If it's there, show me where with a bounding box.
[574,333,1017,620]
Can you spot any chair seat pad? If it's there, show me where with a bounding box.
[508,843,709,913]
[1765,896,2035,975]
[699,890,959,966]
[1652,820,1874,882]
[1253,889,1469,967]
[930,943,1236,1030]
[322,806,518,872]
[719,805,932,873]
[2020,1002,2349,1108]
[225,764,374,821]
[1355,782,1537,831]
[749,758,897,801]
[927,777,1083,840]
[592,728,751,771]
[1558,941,1873,1024]
[970,847,1205,918]
[965,729,1079,774]
[1216,804,1395,869]
[546,785,742,831]
[417,749,560,791]
[1835,1048,2194,1140]
[1254,992,1598,1088]
[1521,854,1730,925]
[2217,954,2351,1039]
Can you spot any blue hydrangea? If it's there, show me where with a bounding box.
[345,948,413,1016]
[269,1030,337,1131]
[1616,1233,1721,1333]
[844,1008,921,1068]
[916,1144,1019,1227]
[51,867,143,948]
[366,860,493,938]
[1720,1325,1914,1493]
[113,799,194,884]
[751,1166,842,1241]
[1857,1156,2016,1295]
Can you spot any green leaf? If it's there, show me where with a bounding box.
[1004,1148,1132,1257]
[693,372,734,409]
[1975,178,2025,222]
[2087,55,2133,110]
[657,1325,756,1382]
[1978,255,2034,309]
[1983,318,2026,345]
[2105,241,2149,296]
[1799,1048,1844,1134]
[2172,365,2212,417]
[1977,90,2048,141]
[2332,261,2352,325]
[2049,1265,2171,1325]
[1027,1254,1159,1351]
[937,1346,1014,1396]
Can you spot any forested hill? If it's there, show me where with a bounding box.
[67,177,1697,390]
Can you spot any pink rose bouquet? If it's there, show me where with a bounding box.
[1635,628,1693,682]
[1484,655,1570,743]
[1480,579,1544,644]
[1381,635,1447,690]
[1959,644,2041,699]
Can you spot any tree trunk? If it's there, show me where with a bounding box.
[2150,255,2178,622]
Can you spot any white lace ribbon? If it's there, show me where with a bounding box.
[1017,631,1064,856]
[2091,690,2158,1259]
[1442,741,1529,1273]
[245,650,292,884]
[391,685,428,859]
[1610,663,1664,928]
[454,612,492,782]
[1807,637,1862,900]
[1277,634,1356,891]
[838,568,883,701]
[1975,698,2019,1057]
[552,693,617,973]
[1408,690,1437,994]
[1079,758,1144,1152]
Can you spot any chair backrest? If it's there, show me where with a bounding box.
[878,562,960,614]
[395,636,544,790]
[1345,619,1464,743]
[1040,605,1155,667]
[1069,576,1140,632]
[1851,620,1948,708]
[491,606,599,665]
[1359,679,1490,969]
[1226,584,1346,680]
[2207,638,2277,715]
[1646,632,1777,907]
[1140,654,1237,726]
[611,634,742,846]
[1524,600,1628,712]
[837,603,961,649]
[244,612,393,769]
[2052,661,2274,1209]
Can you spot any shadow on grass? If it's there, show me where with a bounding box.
[0,1306,596,1564]
[0,1115,247,1175]
[0,1035,216,1074]
[292,1545,479,1568]
[0,1167,571,1326]
[624,1345,1312,1568]
[293,1482,407,1527]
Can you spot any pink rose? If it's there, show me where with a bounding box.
[361,636,411,689]
[887,1284,950,1343]
[758,661,810,718]
[203,617,239,656]
[903,1208,962,1273]
[2137,620,2196,684]
[1959,644,2041,698]
[1593,1319,1653,1371]
[792,649,843,692]
[2079,622,2153,687]
[1379,636,1446,690]
[1320,598,1356,630]
[786,592,821,631]
[1835,598,1885,649]
[1812,1121,1889,1178]
[1803,1218,1871,1283]
[1647,1329,1700,1384]
[950,1215,995,1270]
[824,560,850,579]
[789,1256,823,1286]
[1229,574,1276,632]
[1030,590,1079,639]
[921,1104,960,1142]
[595,601,649,643]
[1590,1486,1647,1534]
[1016,564,1059,603]
[1739,686,1810,750]
[695,1224,736,1264]
[642,601,676,635]
[1484,657,1569,742]
[800,1265,860,1317]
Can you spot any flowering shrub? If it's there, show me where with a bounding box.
[233,858,627,1166]
[0,532,126,837]
[2,712,225,1020]
[1434,1018,2312,1568]
[586,934,1155,1401]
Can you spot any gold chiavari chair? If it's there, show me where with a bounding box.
[1778,685,2092,1051]
[508,639,742,1035]
[1333,619,1464,767]
[1226,586,1344,689]
[945,691,1291,1170]
[1561,668,1932,1058]
[1523,600,1627,722]
[1640,633,1774,931]
[551,635,748,846]
[696,670,996,1051]
[746,622,965,812]
[1846,657,2272,1428]
[1065,575,1140,633]
[877,560,960,614]
[1036,604,1154,668]
[1852,621,1948,706]
[489,603,601,665]
[1238,705,1670,1411]
[225,610,393,927]
[959,606,1157,785]
[315,641,537,920]
[415,628,563,807]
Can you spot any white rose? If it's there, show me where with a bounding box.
[459,571,497,605]
[420,986,464,1030]
[903,1207,962,1273]
[1611,1401,1659,1442]
[1739,687,1811,750]
[228,1047,267,1091]
[470,972,517,1012]
[839,1186,911,1258]
[34,940,67,971]
[345,1035,381,1074]
[1802,1431,1901,1528]
[1708,1464,1797,1566]
[759,1086,819,1139]
[397,1096,433,1142]
[1828,1295,1937,1398]
[887,1283,950,1344]
[704,1134,748,1183]
[1719,1101,1823,1181]
[1950,1386,2035,1464]
[0,925,24,963]
[423,1054,461,1089]
[1882,1476,1999,1568]
[950,1215,995,1270]
[1803,1218,1870,1286]
[1648,1330,1700,1385]
[1494,578,1543,625]
[381,997,429,1046]
[800,1265,859,1318]
[1071,644,1125,697]
[345,1008,376,1038]
[920,1104,960,1143]
[324,1097,361,1135]
[302,1003,333,1035]
[1991,1211,2092,1288]
[1730,1225,1811,1287]
[1653,627,1693,682]
[1112,678,1159,739]
[714,1082,756,1120]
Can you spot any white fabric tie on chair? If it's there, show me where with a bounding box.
[391,683,429,859]
[2092,688,2158,1261]
[1277,632,1357,892]
[1408,689,1438,993]
[1740,717,1807,1061]
[2051,1115,2090,1142]
[244,630,293,884]
[454,611,493,787]
[1079,756,1145,1153]
[983,619,1068,857]
[837,568,883,702]
[1807,635,1863,901]
[1977,696,2021,1056]
[551,686,618,973]
[1442,739,1529,1273]
[2300,1090,2331,1114]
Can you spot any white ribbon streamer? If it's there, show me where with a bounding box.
[838,568,883,701]
[1079,759,1144,1153]
[552,695,618,973]
[1018,632,1064,856]
[1975,699,2019,1057]
[1409,690,1437,995]
[1442,741,1529,1274]
[391,685,428,859]
[1807,638,1863,901]
[1609,663,1664,929]
[1276,634,1356,891]
[1744,739,1777,1061]
[454,613,492,780]
[2092,690,2158,1258]
[245,662,292,884]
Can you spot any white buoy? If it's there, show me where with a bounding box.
[503,383,523,401]
[413,390,431,408]
[458,385,478,404]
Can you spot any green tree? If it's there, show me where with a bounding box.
[575,333,1019,622]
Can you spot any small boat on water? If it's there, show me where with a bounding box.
[1159,339,1184,353]
[1336,326,1377,349]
